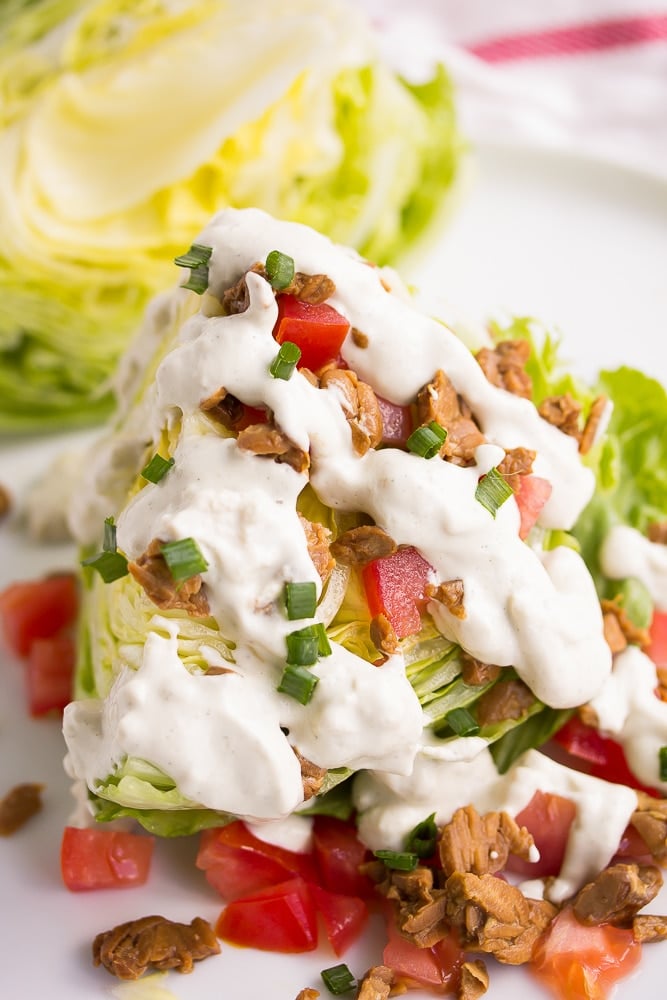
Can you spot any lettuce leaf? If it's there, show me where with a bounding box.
[0,0,461,431]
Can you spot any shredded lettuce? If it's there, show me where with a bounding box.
[0,0,461,431]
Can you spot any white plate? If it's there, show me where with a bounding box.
[1,145,667,1000]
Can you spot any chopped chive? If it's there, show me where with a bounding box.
[475,466,514,517]
[277,664,319,705]
[446,706,480,737]
[659,746,667,781]
[269,340,301,380]
[405,812,438,858]
[285,580,317,620]
[160,537,208,582]
[174,243,212,268]
[265,250,295,290]
[82,517,129,582]
[286,627,320,666]
[174,244,212,296]
[81,549,129,583]
[141,453,175,484]
[406,420,447,459]
[373,849,419,871]
[103,515,117,553]
[313,622,332,658]
[321,963,356,995]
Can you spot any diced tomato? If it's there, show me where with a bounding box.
[553,716,659,795]
[383,908,463,993]
[362,546,434,638]
[274,295,350,372]
[646,609,667,668]
[312,816,373,898]
[215,877,318,953]
[26,633,75,716]
[235,405,268,432]
[311,884,367,956]
[196,821,317,900]
[615,823,653,863]
[531,907,641,1000]
[376,396,413,448]
[506,791,576,878]
[60,826,154,891]
[513,475,552,540]
[0,573,78,657]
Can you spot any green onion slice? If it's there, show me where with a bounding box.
[285,580,317,620]
[265,250,295,290]
[659,746,667,781]
[446,706,480,737]
[81,549,128,584]
[103,515,117,553]
[405,812,438,858]
[160,538,208,582]
[277,664,319,705]
[141,453,175,484]
[174,244,212,296]
[174,243,212,268]
[321,963,356,995]
[406,421,447,459]
[373,849,419,871]
[269,341,301,380]
[286,627,320,666]
[475,466,514,517]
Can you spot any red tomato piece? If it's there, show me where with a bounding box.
[312,816,373,898]
[506,790,576,878]
[553,717,659,795]
[26,633,75,716]
[197,821,317,900]
[215,877,318,953]
[311,884,368,956]
[531,907,641,1000]
[0,573,78,657]
[513,475,552,540]
[362,546,434,638]
[274,295,350,372]
[646,609,667,668]
[235,405,268,432]
[376,396,413,448]
[383,908,463,992]
[61,826,154,891]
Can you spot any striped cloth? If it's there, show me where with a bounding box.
[362,1,667,179]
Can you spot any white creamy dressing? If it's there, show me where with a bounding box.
[353,746,638,904]
[601,524,667,611]
[64,207,613,848]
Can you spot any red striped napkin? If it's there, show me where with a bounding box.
[363,1,667,179]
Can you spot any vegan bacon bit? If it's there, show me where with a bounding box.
[369,613,399,656]
[537,392,582,440]
[128,539,210,617]
[648,521,667,545]
[0,482,11,519]
[439,805,534,878]
[475,678,534,728]
[496,446,536,483]
[572,862,663,926]
[295,990,321,1000]
[475,340,533,399]
[633,913,667,944]
[579,394,609,455]
[93,914,220,980]
[351,327,369,349]
[426,578,466,620]
[459,653,501,687]
[320,368,383,456]
[330,525,397,567]
[237,420,310,473]
[293,746,327,801]
[458,959,490,1000]
[600,597,650,653]
[417,369,485,466]
[355,965,394,1000]
[298,513,334,582]
[0,782,44,836]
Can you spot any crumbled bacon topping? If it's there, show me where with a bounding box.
[237,421,309,473]
[128,539,210,617]
[320,368,383,455]
[601,597,650,654]
[579,395,608,455]
[370,613,399,657]
[538,393,582,440]
[475,340,533,399]
[459,652,501,687]
[0,783,44,836]
[458,959,490,1000]
[572,861,663,926]
[330,525,397,567]
[439,805,534,878]
[298,513,334,582]
[92,915,220,980]
[293,747,327,801]
[417,369,485,466]
[425,579,466,620]
[475,678,534,728]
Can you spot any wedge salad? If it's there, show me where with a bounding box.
[22,206,667,996]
